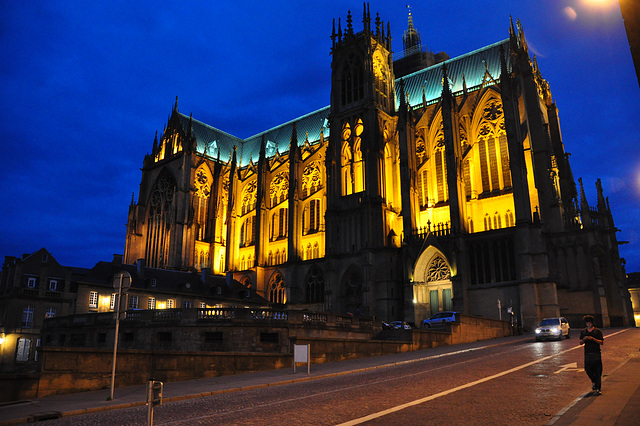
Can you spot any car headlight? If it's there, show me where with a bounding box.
[551,327,560,334]
[535,328,541,334]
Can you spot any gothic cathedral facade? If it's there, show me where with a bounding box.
[124,6,632,329]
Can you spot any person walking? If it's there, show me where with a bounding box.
[579,315,604,394]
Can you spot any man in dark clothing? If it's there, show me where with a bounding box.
[579,315,604,394]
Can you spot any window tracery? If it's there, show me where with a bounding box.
[146,175,176,268]
[269,272,286,304]
[427,256,450,282]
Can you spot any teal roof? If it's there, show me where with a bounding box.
[400,39,510,108]
[177,114,244,162]
[181,39,510,168]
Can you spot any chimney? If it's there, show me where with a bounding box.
[201,268,211,287]
[136,258,145,278]
[112,254,123,264]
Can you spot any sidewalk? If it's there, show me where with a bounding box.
[0,334,638,425]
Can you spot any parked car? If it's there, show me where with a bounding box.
[389,321,412,330]
[535,317,570,341]
[423,311,458,328]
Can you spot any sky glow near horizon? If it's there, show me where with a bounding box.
[1,1,639,273]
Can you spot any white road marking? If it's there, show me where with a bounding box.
[554,362,582,374]
[339,329,629,426]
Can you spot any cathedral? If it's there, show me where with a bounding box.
[124,6,633,329]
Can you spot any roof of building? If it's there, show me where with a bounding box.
[80,261,269,305]
[180,38,510,168]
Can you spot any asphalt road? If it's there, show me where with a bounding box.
[40,328,640,425]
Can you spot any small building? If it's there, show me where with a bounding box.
[0,250,265,373]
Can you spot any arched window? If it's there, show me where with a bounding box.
[268,251,273,266]
[434,145,447,203]
[269,272,286,304]
[241,180,257,215]
[145,174,176,268]
[302,162,322,197]
[341,123,353,196]
[353,119,365,193]
[505,210,514,227]
[306,267,324,303]
[341,62,364,106]
[313,242,320,259]
[240,216,255,247]
[476,99,511,194]
[194,166,211,241]
[305,244,312,260]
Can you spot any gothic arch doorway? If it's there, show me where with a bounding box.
[412,246,453,323]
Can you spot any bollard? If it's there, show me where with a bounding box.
[147,380,163,426]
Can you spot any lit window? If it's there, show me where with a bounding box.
[21,306,34,328]
[45,307,57,318]
[16,338,31,362]
[89,291,98,308]
[110,293,117,310]
[148,297,156,310]
[48,280,58,291]
[167,299,175,309]
[129,295,139,309]
[200,302,206,308]
[27,277,36,288]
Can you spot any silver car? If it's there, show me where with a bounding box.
[535,317,570,341]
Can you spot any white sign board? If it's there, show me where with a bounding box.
[293,344,310,374]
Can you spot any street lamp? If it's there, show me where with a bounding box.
[108,270,131,401]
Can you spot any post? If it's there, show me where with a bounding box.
[147,380,163,426]
[108,271,131,401]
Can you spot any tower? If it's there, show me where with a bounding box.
[324,5,404,318]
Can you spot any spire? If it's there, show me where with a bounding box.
[331,18,336,49]
[441,63,452,97]
[387,21,391,50]
[152,130,158,155]
[362,2,370,34]
[174,96,178,112]
[516,18,528,52]
[579,178,590,212]
[403,5,421,56]
[596,178,607,212]
[346,10,354,36]
[375,12,381,38]
[131,192,135,206]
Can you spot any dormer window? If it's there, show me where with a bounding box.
[27,277,36,288]
[151,278,157,287]
[49,280,58,291]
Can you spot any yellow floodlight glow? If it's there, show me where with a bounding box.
[157,301,167,309]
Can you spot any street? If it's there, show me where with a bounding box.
[41,328,640,425]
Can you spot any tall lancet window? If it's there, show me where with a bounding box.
[352,119,365,193]
[341,122,353,196]
[194,167,211,241]
[145,174,176,268]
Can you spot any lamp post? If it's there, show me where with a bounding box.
[108,270,131,401]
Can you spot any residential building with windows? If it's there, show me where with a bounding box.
[0,248,80,373]
[0,251,266,373]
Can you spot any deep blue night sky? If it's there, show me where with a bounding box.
[2,1,639,272]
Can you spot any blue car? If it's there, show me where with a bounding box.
[423,311,458,328]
